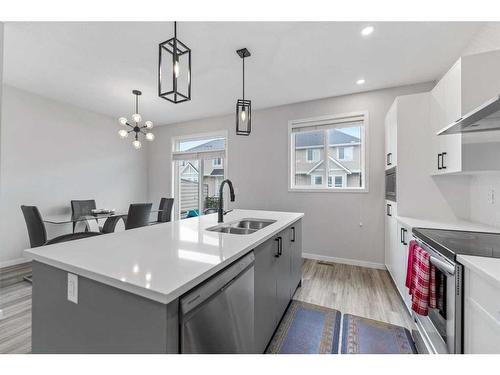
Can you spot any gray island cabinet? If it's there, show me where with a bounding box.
[27,210,303,354]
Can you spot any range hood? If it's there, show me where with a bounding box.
[437,95,500,135]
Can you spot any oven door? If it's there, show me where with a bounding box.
[412,239,463,354]
[385,167,397,201]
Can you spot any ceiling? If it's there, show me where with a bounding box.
[3,22,484,126]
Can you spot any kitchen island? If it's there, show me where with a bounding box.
[24,209,303,353]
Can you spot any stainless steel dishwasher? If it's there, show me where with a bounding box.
[180,252,255,353]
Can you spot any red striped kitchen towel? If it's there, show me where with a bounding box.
[405,240,436,316]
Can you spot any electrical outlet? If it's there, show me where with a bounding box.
[489,187,495,205]
[67,273,78,304]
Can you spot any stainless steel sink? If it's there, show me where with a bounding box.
[208,226,257,235]
[234,219,276,230]
[206,218,277,235]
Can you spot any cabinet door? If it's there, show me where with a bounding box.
[254,236,279,353]
[289,221,302,294]
[394,223,410,303]
[385,206,398,280]
[276,230,292,320]
[431,61,462,175]
[465,298,500,353]
[385,101,397,170]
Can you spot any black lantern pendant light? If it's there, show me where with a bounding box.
[118,90,154,150]
[158,21,191,103]
[236,48,251,136]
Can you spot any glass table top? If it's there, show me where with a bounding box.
[43,210,166,224]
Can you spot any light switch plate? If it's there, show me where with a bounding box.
[67,273,78,304]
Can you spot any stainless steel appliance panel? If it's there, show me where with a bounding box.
[412,237,463,354]
[180,252,255,353]
[385,167,397,201]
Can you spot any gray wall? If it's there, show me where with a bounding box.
[0,85,149,266]
[148,82,434,267]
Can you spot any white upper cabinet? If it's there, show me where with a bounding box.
[431,49,500,175]
[385,100,398,170]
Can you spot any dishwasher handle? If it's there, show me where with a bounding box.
[180,252,255,316]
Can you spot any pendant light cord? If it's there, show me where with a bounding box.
[135,93,139,114]
[242,57,245,100]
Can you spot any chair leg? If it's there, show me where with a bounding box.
[23,275,33,283]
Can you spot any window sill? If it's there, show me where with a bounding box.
[288,187,369,193]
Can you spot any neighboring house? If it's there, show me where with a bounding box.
[179,139,225,214]
[294,129,362,188]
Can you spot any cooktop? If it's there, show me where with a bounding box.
[412,228,500,261]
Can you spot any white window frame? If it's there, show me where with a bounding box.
[337,146,353,161]
[212,157,222,167]
[171,130,229,219]
[311,175,323,185]
[306,148,320,163]
[333,175,344,188]
[288,111,369,193]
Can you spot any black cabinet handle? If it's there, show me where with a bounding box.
[400,228,404,244]
[386,204,392,217]
[402,228,408,246]
[441,152,447,169]
[437,153,442,170]
[291,227,296,242]
[386,153,392,166]
[275,237,283,257]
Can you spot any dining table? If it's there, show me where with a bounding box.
[43,210,167,232]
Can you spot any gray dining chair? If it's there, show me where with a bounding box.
[20,205,102,282]
[152,198,174,224]
[124,203,153,230]
[70,199,98,232]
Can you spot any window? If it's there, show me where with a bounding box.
[172,132,227,219]
[311,175,323,185]
[337,146,353,161]
[334,176,343,188]
[289,112,367,192]
[306,149,320,163]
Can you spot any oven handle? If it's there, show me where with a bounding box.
[429,255,455,276]
[414,236,456,276]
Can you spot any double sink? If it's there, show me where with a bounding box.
[207,218,277,235]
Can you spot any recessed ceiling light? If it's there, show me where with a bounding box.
[361,26,374,36]
[356,79,366,85]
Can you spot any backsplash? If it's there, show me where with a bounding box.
[469,172,500,229]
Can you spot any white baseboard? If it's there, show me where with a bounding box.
[0,257,31,269]
[302,252,387,270]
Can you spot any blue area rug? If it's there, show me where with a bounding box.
[266,300,341,354]
[341,314,416,354]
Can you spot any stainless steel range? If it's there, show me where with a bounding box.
[412,228,500,354]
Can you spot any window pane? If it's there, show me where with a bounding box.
[178,137,225,152]
[179,160,200,219]
[294,130,324,187]
[334,176,343,187]
[328,126,363,188]
[202,158,225,215]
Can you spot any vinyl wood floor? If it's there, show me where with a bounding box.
[0,263,32,354]
[294,259,414,330]
[0,259,413,354]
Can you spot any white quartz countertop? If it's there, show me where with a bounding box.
[24,209,303,304]
[457,255,500,290]
[395,215,500,233]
